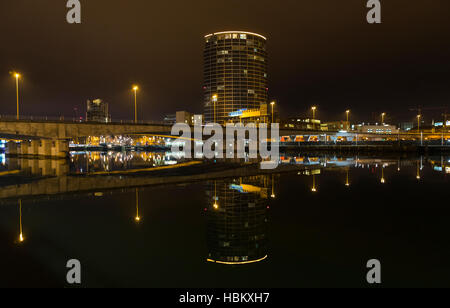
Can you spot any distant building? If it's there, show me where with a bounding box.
[86,99,110,123]
[164,114,176,125]
[281,118,323,131]
[176,111,194,125]
[326,121,351,132]
[164,111,199,125]
[355,124,399,134]
[226,102,271,124]
[400,122,414,131]
[193,115,203,126]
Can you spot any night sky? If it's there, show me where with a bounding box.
[0,0,449,123]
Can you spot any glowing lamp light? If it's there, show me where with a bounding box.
[19,233,24,242]
[213,203,219,210]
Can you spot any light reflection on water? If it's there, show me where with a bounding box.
[69,151,182,174]
[0,154,449,287]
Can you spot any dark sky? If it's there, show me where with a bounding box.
[0,0,449,124]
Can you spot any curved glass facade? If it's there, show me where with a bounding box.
[203,31,268,124]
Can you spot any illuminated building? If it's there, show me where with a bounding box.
[325,121,351,132]
[86,99,110,123]
[203,31,269,124]
[282,118,324,131]
[206,176,271,264]
[355,124,399,134]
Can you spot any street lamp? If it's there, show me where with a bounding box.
[14,73,21,120]
[212,94,218,123]
[132,85,139,124]
[381,113,386,124]
[270,101,276,124]
[346,110,350,130]
[417,114,421,133]
[311,106,317,120]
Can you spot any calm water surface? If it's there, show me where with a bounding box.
[0,153,449,287]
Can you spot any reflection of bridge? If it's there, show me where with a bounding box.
[0,155,404,202]
[0,119,172,158]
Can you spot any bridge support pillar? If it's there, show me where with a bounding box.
[28,140,40,156]
[19,141,29,155]
[5,142,18,156]
[53,140,69,158]
[38,140,52,157]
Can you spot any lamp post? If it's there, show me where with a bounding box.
[417,114,421,133]
[346,110,350,130]
[311,106,317,130]
[270,101,276,124]
[14,73,21,120]
[132,86,139,124]
[212,94,218,123]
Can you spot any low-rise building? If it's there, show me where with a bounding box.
[86,99,110,123]
[325,121,350,132]
[281,118,323,130]
[164,114,176,125]
[176,111,194,125]
[400,122,414,131]
[355,124,399,134]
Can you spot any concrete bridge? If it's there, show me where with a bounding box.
[0,119,172,139]
[0,118,172,158]
[2,118,448,158]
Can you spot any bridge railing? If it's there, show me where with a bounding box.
[0,115,167,126]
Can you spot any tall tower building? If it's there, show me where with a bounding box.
[203,31,269,124]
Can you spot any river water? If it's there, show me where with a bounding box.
[0,152,449,287]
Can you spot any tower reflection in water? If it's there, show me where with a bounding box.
[206,175,276,265]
